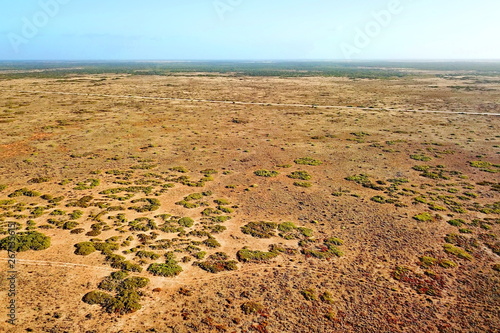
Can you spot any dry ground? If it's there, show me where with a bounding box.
[0,73,499,333]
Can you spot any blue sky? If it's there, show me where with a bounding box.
[0,0,499,60]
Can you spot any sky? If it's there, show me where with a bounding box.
[0,0,499,61]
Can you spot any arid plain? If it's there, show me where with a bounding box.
[0,66,499,332]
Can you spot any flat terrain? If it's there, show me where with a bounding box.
[0,65,499,333]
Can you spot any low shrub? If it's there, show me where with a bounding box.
[241,222,277,238]
[294,157,323,166]
[254,170,279,177]
[0,231,50,252]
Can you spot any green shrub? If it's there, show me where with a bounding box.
[0,231,50,252]
[301,288,317,301]
[214,198,230,205]
[371,196,386,204]
[82,291,112,305]
[29,177,50,184]
[69,210,84,220]
[448,219,465,227]
[278,222,297,232]
[74,179,100,190]
[136,251,160,260]
[63,221,79,230]
[184,193,204,201]
[241,222,277,238]
[237,248,279,262]
[438,259,457,268]
[200,169,218,175]
[320,291,335,304]
[410,155,432,162]
[50,209,65,216]
[419,256,437,268]
[8,188,41,198]
[193,251,206,259]
[413,213,433,222]
[288,171,312,180]
[74,242,96,255]
[324,237,344,246]
[294,157,323,166]
[241,301,263,315]
[294,182,312,188]
[254,170,279,177]
[203,238,221,248]
[170,166,189,173]
[178,217,194,228]
[147,253,182,277]
[443,244,473,260]
[129,198,160,212]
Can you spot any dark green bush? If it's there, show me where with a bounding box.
[237,248,279,263]
[74,242,96,255]
[178,217,194,228]
[288,171,312,180]
[0,231,50,252]
[254,170,279,177]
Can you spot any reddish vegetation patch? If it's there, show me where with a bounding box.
[392,266,446,297]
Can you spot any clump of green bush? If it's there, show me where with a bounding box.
[8,188,41,198]
[294,157,323,166]
[74,179,100,190]
[0,231,50,252]
[254,170,279,177]
[147,252,182,277]
[413,212,433,222]
[301,288,317,301]
[128,198,160,212]
[178,217,194,228]
[83,271,149,314]
[74,242,96,256]
[237,247,279,263]
[443,244,473,260]
[288,171,312,180]
[293,182,312,188]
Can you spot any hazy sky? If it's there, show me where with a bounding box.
[0,0,499,60]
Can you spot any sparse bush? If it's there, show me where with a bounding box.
[196,252,238,273]
[294,157,323,166]
[241,301,263,315]
[203,237,221,248]
[288,171,312,180]
[294,182,312,188]
[413,213,433,222]
[254,170,279,177]
[320,291,335,304]
[438,259,457,268]
[443,244,473,260]
[419,256,437,268]
[241,221,277,238]
[301,288,317,301]
[9,188,41,198]
[0,231,50,252]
